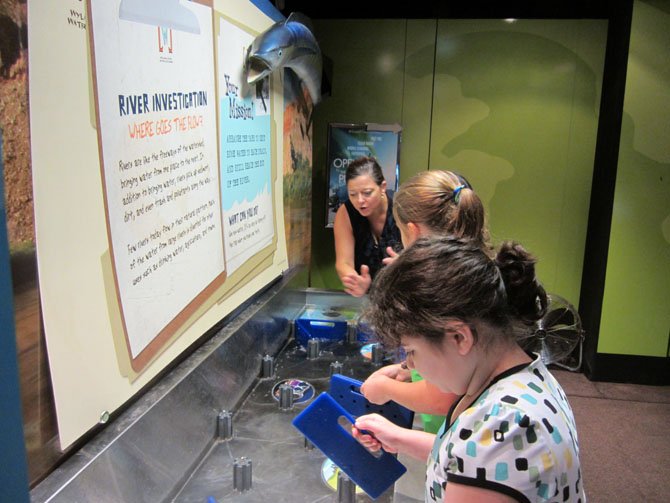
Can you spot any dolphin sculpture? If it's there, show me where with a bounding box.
[244,13,322,104]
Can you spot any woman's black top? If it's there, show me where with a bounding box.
[344,190,402,279]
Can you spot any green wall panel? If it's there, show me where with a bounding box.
[307,9,669,363]
[398,19,437,180]
[429,20,607,305]
[599,0,670,356]
[309,19,609,303]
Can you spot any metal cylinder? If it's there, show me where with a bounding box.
[233,457,252,492]
[217,410,233,440]
[330,360,343,376]
[278,383,294,410]
[307,338,320,359]
[371,343,384,365]
[337,471,356,503]
[346,324,358,343]
[261,354,274,378]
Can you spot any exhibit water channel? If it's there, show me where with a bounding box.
[31,276,424,503]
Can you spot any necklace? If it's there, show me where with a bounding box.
[371,198,387,244]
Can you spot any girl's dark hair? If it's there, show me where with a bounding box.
[345,156,385,186]
[393,170,489,246]
[365,236,547,349]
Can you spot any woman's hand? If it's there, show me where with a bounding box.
[382,246,400,265]
[341,265,371,297]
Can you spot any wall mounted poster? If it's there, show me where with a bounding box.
[217,16,274,274]
[325,123,402,228]
[88,0,226,371]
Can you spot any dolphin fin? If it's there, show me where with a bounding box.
[286,12,315,33]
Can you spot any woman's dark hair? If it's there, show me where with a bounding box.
[364,236,547,349]
[345,156,385,186]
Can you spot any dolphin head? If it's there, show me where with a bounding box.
[245,23,294,85]
[243,14,322,103]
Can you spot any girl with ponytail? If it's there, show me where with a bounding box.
[361,170,490,434]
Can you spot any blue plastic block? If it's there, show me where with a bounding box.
[294,318,348,347]
[292,392,406,499]
[329,374,414,429]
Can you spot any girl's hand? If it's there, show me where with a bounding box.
[353,414,400,453]
[367,362,411,382]
[361,372,396,405]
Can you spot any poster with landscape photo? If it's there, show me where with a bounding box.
[325,123,401,228]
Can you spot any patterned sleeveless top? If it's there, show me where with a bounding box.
[426,355,585,502]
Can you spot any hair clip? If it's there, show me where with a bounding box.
[452,184,465,204]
